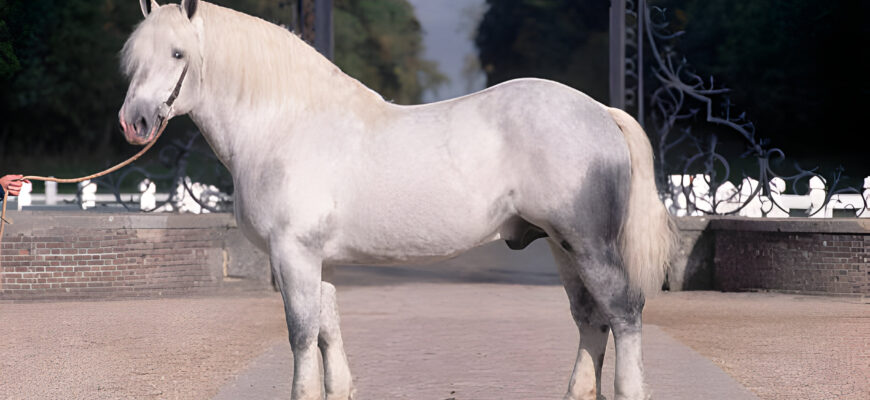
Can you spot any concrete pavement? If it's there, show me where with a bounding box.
[213,239,759,400]
[214,325,758,400]
[216,241,759,399]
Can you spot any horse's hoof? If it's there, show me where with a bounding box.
[562,392,605,400]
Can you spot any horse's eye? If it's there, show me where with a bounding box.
[172,50,184,59]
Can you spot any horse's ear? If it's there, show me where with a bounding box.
[139,0,159,17]
[181,0,199,20]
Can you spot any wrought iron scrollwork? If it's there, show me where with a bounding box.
[82,131,233,213]
[625,1,867,217]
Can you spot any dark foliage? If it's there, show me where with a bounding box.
[0,0,439,173]
[655,0,869,161]
[475,0,610,102]
[475,0,868,170]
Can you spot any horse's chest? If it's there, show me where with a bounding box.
[232,191,270,251]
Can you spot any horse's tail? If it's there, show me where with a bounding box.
[607,107,678,297]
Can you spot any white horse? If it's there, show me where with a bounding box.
[119,1,676,399]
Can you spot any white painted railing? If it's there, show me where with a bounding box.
[665,175,870,218]
[13,174,869,217]
[12,177,230,215]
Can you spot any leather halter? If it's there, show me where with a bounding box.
[156,62,189,133]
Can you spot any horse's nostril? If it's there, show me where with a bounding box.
[137,117,148,136]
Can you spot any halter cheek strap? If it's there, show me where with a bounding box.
[158,63,190,122]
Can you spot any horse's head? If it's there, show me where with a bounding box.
[119,0,202,145]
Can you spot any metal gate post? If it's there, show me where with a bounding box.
[297,0,334,60]
[610,0,626,108]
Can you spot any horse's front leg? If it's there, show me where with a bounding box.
[319,280,354,399]
[271,241,323,400]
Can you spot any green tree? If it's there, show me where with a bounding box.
[475,0,611,102]
[205,0,445,103]
[0,0,142,161]
[333,0,444,104]
[1,0,441,172]
[0,0,21,80]
[209,0,445,103]
[650,0,868,171]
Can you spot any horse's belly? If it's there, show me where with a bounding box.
[326,191,511,265]
[326,230,503,266]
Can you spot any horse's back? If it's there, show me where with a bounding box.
[421,78,627,166]
[394,77,626,169]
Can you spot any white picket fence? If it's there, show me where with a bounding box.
[664,175,870,218]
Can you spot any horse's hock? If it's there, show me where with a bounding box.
[0,212,867,301]
[0,211,270,301]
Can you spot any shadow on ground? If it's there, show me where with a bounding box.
[331,240,562,287]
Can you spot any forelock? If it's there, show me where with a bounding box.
[121,5,190,77]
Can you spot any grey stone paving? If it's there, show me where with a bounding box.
[215,324,758,400]
[215,241,758,399]
[213,285,757,400]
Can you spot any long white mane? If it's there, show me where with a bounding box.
[122,2,382,110]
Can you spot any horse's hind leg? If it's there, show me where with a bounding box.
[555,236,648,400]
[550,240,610,400]
[319,281,354,399]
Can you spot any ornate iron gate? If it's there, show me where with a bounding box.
[610,0,867,217]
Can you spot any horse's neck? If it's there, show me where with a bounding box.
[190,3,386,172]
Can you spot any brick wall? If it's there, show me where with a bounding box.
[673,218,869,295]
[3,213,868,300]
[0,211,269,301]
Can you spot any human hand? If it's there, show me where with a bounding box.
[0,175,29,196]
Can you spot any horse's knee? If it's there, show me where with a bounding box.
[286,291,321,349]
[270,244,323,353]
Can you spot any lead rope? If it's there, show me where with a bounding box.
[0,117,169,255]
[0,63,187,257]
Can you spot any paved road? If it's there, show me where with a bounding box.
[214,241,758,399]
[214,240,867,400]
[213,283,758,400]
[2,240,865,399]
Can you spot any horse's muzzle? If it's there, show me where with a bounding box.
[119,107,157,146]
